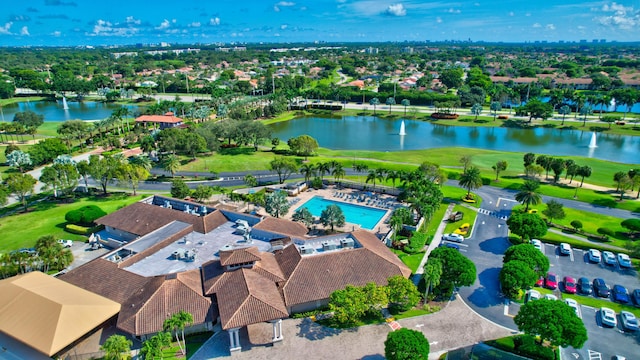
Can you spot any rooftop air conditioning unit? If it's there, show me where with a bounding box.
[322,242,338,251]
[340,238,355,249]
[299,245,314,255]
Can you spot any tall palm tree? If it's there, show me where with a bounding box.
[470,103,483,120]
[401,99,410,116]
[299,163,315,184]
[366,169,378,191]
[423,258,442,299]
[176,311,193,355]
[163,315,184,356]
[331,163,345,183]
[162,154,180,178]
[375,168,386,187]
[385,97,396,114]
[315,162,331,181]
[458,166,483,199]
[558,105,571,125]
[386,170,400,188]
[369,97,380,115]
[515,180,542,211]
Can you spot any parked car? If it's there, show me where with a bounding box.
[600,307,617,327]
[57,239,73,248]
[617,253,632,268]
[632,289,640,307]
[442,233,464,242]
[564,298,580,316]
[525,290,541,303]
[441,243,460,250]
[612,284,630,303]
[531,239,542,252]
[544,294,558,301]
[588,249,601,263]
[545,272,558,290]
[620,311,639,332]
[593,278,610,298]
[535,276,544,287]
[603,251,617,266]
[563,276,577,294]
[559,243,571,255]
[577,277,592,295]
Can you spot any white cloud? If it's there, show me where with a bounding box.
[595,2,639,30]
[91,19,138,36]
[125,16,141,25]
[386,3,406,16]
[209,17,220,26]
[447,8,461,14]
[20,26,29,35]
[274,1,295,12]
[508,11,514,16]
[0,22,13,35]
[156,19,171,30]
[532,23,541,28]
[546,24,556,30]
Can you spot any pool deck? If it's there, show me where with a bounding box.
[282,185,402,235]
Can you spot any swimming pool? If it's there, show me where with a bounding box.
[298,196,388,230]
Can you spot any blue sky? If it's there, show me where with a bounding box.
[0,1,638,46]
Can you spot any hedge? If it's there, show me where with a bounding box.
[65,224,91,235]
[65,205,107,226]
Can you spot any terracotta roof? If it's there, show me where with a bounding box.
[117,270,213,336]
[274,243,302,279]
[0,272,120,356]
[351,230,412,278]
[253,217,308,237]
[253,252,286,283]
[135,114,183,124]
[213,269,288,330]
[96,202,227,236]
[219,247,261,267]
[60,258,149,304]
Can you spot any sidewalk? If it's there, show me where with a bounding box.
[413,203,455,282]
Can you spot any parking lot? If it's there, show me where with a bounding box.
[533,242,639,360]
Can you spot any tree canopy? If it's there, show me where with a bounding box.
[385,328,430,360]
[503,243,550,276]
[507,212,548,241]
[514,299,588,348]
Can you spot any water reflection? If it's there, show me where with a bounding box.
[269,115,640,164]
[1,100,139,121]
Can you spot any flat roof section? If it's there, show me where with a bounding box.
[124,221,272,277]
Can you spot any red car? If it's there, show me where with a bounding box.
[545,272,558,290]
[563,276,577,294]
[535,276,544,287]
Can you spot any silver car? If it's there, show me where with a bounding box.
[600,307,617,327]
[588,249,601,263]
[602,251,617,266]
[617,253,632,268]
[620,311,638,331]
[442,233,464,242]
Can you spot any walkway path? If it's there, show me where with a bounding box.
[413,203,455,282]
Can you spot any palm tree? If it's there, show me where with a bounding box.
[299,163,315,184]
[458,166,483,199]
[176,310,193,355]
[386,97,396,114]
[386,170,400,188]
[573,93,586,119]
[320,204,345,232]
[331,163,345,184]
[579,104,592,127]
[515,180,542,211]
[577,165,592,187]
[366,169,378,191]
[470,103,483,120]
[558,105,571,125]
[490,101,502,121]
[401,99,410,116]
[162,154,180,178]
[163,315,184,356]
[353,163,368,185]
[375,168,386,187]
[315,162,331,181]
[423,258,442,299]
[369,97,380,115]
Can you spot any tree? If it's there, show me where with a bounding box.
[576,165,592,187]
[429,247,476,298]
[506,212,548,242]
[401,99,410,115]
[76,159,91,192]
[329,285,369,325]
[162,154,180,178]
[613,171,627,192]
[458,166,482,199]
[292,207,314,228]
[514,300,588,348]
[269,157,298,184]
[515,180,542,212]
[439,67,464,88]
[88,154,120,195]
[57,120,90,150]
[163,314,184,356]
[423,258,442,299]
[116,163,149,196]
[288,135,319,160]
[550,158,565,183]
[535,155,553,180]
[265,190,290,218]
[500,260,538,298]
[6,150,32,172]
[0,185,8,208]
[503,243,550,275]
[176,310,193,356]
[621,219,640,236]
[384,328,430,360]
[570,220,583,232]
[13,110,44,130]
[490,101,502,121]
[332,163,345,183]
[141,332,171,360]
[492,160,507,181]
[192,185,214,202]
[320,204,345,232]
[101,334,132,360]
[40,163,80,198]
[542,200,565,224]
[522,98,553,121]
[523,152,536,168]
[470,103,483,120]
[6,173,36,211]
[459,155,473,173]
[558,105,571,125]
[579,104,592,126]
[171,179,191,199]
[386,97,396,114]
[600,115,619,129]
[369,97,380,115]
[387,275,420,312]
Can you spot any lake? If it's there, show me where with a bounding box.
[0,100,138,122]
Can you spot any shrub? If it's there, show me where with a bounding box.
[597,227,614,237]
[311,177,323,189]
[65,224,91,235]
[481,177,491,185]
[65,205,107,226]
[570,220,583,231]
[404,232,428,254]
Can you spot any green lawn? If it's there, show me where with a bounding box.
[443,205,478,237]
[391,249,424,273]
[0,193,144,252]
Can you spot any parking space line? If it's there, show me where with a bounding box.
[588,350,602,360]
[570,251,574,262]
[503,303,509,316]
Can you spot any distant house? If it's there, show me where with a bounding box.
[60,195,410,353]
[135,112,183,130]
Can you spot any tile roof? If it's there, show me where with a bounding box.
[135,114,183,124]
[219,247,261,267]
[253,217,308,237]
[213,269,288,330]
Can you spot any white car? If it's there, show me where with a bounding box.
[620,311,639,332]
[442,233,464,243]
[57,239,73,248]
[564,298,580,316]
[617,253,632,268]
[544,294,558,301]
[559,243,571,255]
[603,251,617,266]
[600,307,617,327]
[531,239,543,251]
[588,249,601,263]
[525,290,541,303]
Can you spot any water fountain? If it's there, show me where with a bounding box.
[399,120,406,136]
[62,96,69,110]
[588,132,597,148]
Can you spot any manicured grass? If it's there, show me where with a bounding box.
[0,97,47,106]
[534,286,640,318]
[392,306,440,320]
[391,249,424,273]
[422,203,447,245]
[0,193,144,252]
[442,185,482,208]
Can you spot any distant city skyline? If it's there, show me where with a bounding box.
[0,1,638,46]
